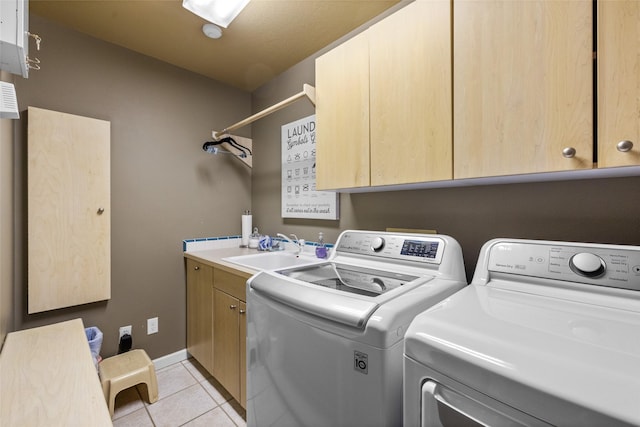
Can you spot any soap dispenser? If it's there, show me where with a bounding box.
[249,227,260,249]
[315,232,327,259]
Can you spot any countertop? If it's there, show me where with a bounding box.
[184,245,324,277]
[0,318,112,426]
[184,246,261,277]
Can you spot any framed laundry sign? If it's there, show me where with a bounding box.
[281,114,339,219]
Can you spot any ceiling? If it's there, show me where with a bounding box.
[30,0,401,92]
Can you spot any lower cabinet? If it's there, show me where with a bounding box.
[213,268,248,408]
[213,289,243,403]
[186,259,248,409]
[186,259,214,374]
[239,300,246,407]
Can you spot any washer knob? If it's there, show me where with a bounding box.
[569,252,605,278]
[371,237,385,252]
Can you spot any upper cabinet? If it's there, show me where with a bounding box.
[597,0,640,167]
[453,0,593,179]
[315,0,452,190]
[369,0,452,186]
[315,0,640,191]
[315,31,370,190]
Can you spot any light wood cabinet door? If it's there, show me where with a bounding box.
[27,106,111,313]
[213,289,240,402]
[239,300,247,408]
[369,0,452,185]
[453,0,593,179]
[597,0,640,167]
[186,259,214,374]
[315,30,370,190]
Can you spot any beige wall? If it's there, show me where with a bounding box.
[6,7,640,360]
[251,31,640,281]
[1,71,15,347]
[11,15,252,358]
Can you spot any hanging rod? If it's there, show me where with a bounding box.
[212,83,316,140]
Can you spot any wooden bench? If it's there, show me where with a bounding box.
[0,319,112,426]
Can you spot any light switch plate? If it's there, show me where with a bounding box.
[147,317,158,335]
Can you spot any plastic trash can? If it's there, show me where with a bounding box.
[85,326,103,370]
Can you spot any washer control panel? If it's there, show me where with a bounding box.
[335,231,445,264]
[487,241,640,291]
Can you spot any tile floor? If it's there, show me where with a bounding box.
[112,358,246,427]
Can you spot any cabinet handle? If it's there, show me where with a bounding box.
[230,305,237,310]
[562,147,576,158]
[616,140,634,153]
[97,207,105,215]
[239,309,246,314]
[194,266,200,270]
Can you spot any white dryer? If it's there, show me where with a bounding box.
[404,238,640,427]
[246,230,467,427]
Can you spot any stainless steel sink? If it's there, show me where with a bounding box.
[222,251,320,271]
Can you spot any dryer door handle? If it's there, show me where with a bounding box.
[421,380,551,427]
[421,380,487,427]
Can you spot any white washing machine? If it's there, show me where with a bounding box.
[404,238,640,427]
[246,230,467,427]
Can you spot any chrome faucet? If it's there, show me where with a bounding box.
[277,233,305,255]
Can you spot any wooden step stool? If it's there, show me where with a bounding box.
[98,349,159,417]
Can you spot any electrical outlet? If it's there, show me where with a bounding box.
[147,317,158,335]
[119,325,132,339]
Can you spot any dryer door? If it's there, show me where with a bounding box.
[421,380,552,427]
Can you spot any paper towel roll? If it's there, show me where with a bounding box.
[241,214,252,247]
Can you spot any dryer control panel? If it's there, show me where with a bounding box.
[487,241,640,291]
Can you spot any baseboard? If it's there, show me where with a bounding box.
[152,348,188,370]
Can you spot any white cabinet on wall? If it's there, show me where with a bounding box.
[28,107,111,313]
[0,0,29,78]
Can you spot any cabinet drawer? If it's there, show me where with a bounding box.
[214,268,247,301]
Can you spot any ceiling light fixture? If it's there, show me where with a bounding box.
[182,0,250,28]
[202,23,222,39]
